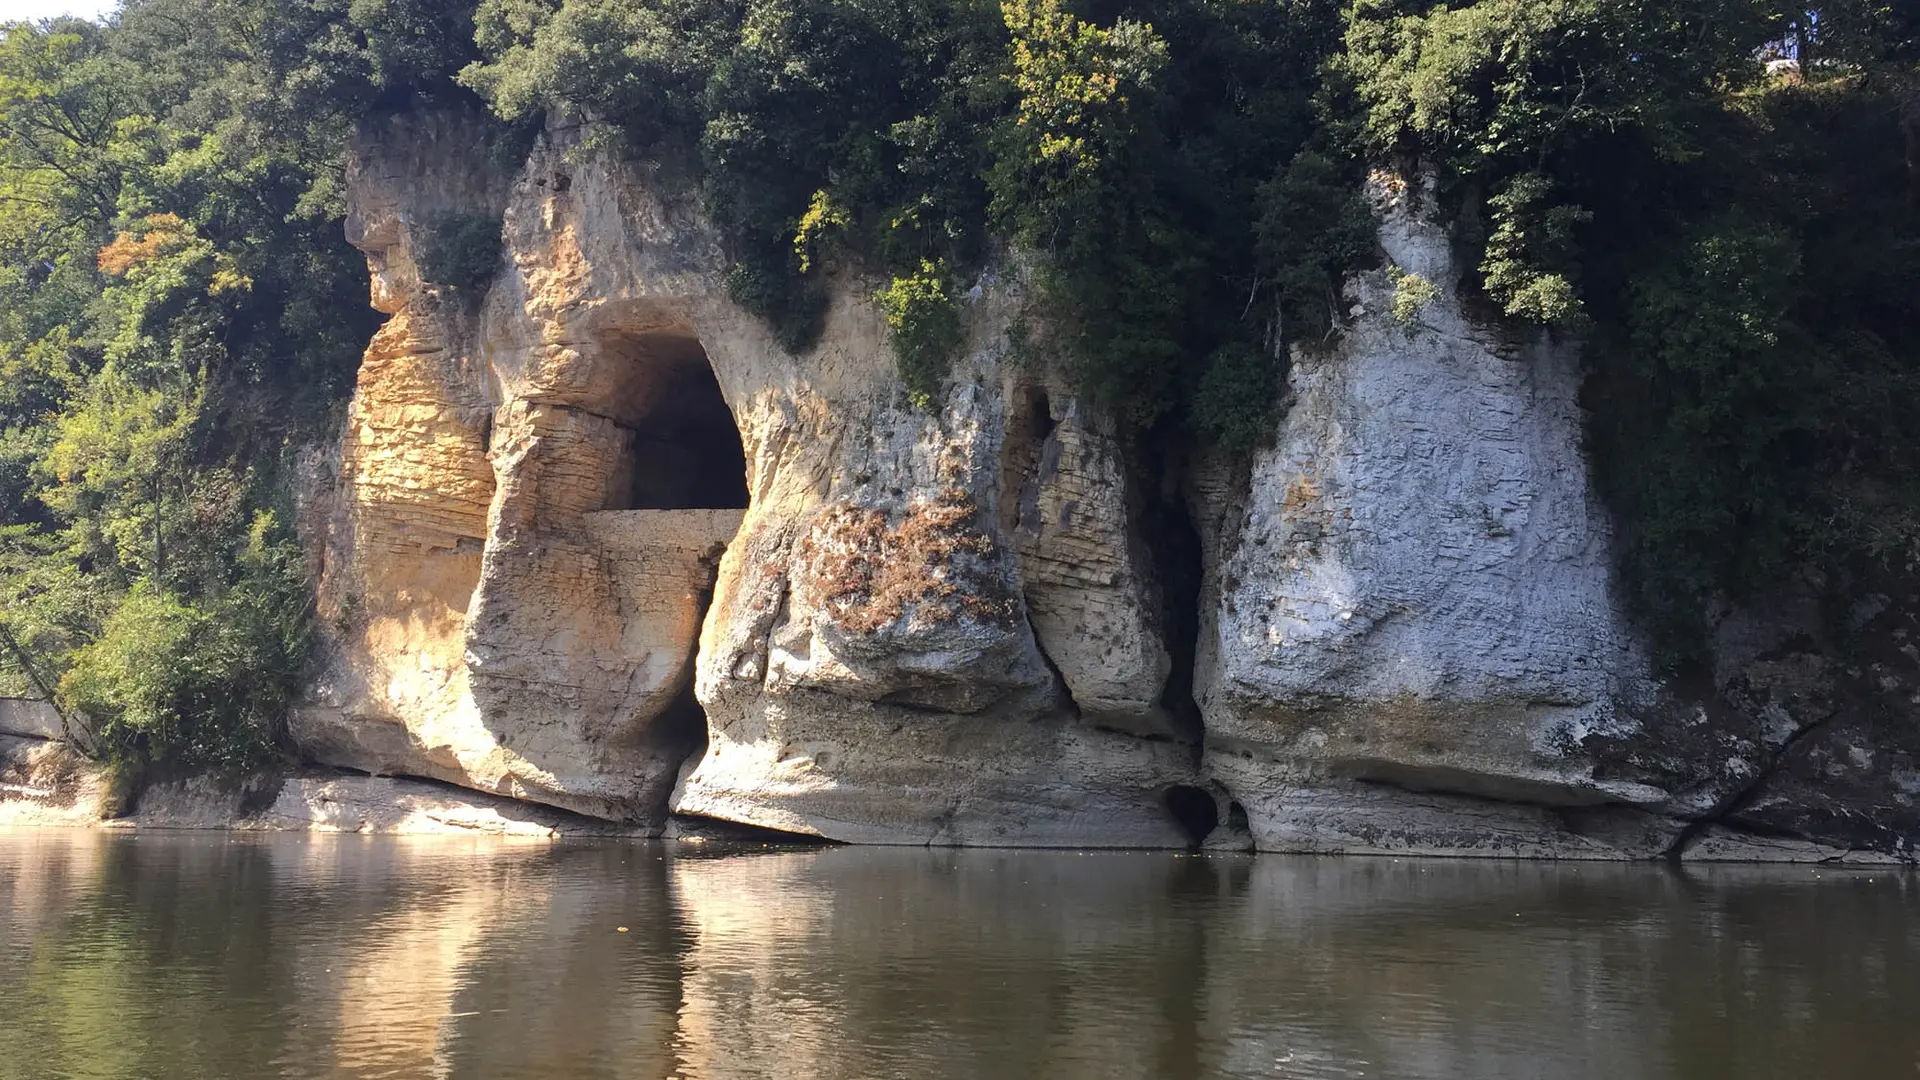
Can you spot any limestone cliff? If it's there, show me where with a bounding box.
[278,111,1917,860]
[1192,174,1658,857]
[296,110,1197,846]
[298,109,724,825]
[1190,175,1916,861]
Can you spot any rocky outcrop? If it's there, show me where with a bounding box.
[0,734,106,827]
[0,731,626,835]
[1580,584,1920,861]
[1192,175,1660,857]
[1189,174,1918,862]
[296,110,736,826]
[294,111,1200,847]
[269,111,1916,860]
[0,697,61,741]
[1003,389,1175,734]
[678,352,1195,845]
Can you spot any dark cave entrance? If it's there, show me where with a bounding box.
[997,383,1056,537]
[1131,427,1206,745]
[585,321,752,823]
[1165,785,1220,847]
[598,326,749,512]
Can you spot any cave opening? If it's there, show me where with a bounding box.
[599,327,749,512]
[581,321,752,821]
[1165,784,1220,847]
[1024,387,1056,444]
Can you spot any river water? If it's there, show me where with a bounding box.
[0,830,1914,1080]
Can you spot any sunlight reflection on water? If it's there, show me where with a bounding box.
[0,830,1915,1080]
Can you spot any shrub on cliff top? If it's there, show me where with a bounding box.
[876,261,965,410]
[416,212,505,291]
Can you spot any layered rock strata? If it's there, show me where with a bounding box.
[1190,175,1917,861]
[0,729,629,835]
[297,111,1197,846]
[271,110,1917,859]
[1192,176,1658,857]
[297,110,732,825]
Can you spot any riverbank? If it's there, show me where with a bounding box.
[0,729,1903,862]
[0,733,650,838]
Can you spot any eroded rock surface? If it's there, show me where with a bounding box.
[0,731,623,836]
[1003,389,1174,733]
[293,110,1198,846]
[1192,176,1656,856]
[0,734,106,827]
[296,110,741,826]
[1188,175,1918,861]
[273,109,1916,859]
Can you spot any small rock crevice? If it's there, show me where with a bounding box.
[1129,432,1206,748]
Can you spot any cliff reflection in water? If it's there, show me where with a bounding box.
[0,832,1916,1080]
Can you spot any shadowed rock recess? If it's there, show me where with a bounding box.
[261,111,1917,859]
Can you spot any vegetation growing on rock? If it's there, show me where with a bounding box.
[801,488,1018,633]
[416,212,506,291]
[0,0,1915,772]
[0,2,436,768]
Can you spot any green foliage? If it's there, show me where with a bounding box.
[461,0,1342,431]
[1478,173,1589,325]
[463,0,738,140]
[1586,83,1920,663]
[0,1,457,765]
[59,514,308,770]
[1592,219,1804,656]
[416,212,504,290]
[985,0,1351,424]
[988,0,1180,422]
[876,260,965,408]
[58,587,199,751]
[792,189,850,274]
[2,0,1916,699]
[1190,340,1281,450]
[1255,151,1377,342]
[1338,0,1920,661]
[725,256,827,354]
[466,0,1011,353]
[992,0,1166,240]
[1338,0,1767,324]
[1384,265,1437,327]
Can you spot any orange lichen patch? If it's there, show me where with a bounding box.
[1282,472,1322,516]
[800,488,1018,633]
[1367,168,1408,198]
[97,213,192,275]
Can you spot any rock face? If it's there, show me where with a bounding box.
[1189,175,1917,861]
[679,349,1195,846]
[0,698,62,741]
[279,111,1916,859]
[0,731,642,835]
[297,110,1198,846]
[0,734,106,828]
[297,109,732,825]
[1193,175,1658,857]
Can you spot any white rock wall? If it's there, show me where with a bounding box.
[1197,175,1658,855]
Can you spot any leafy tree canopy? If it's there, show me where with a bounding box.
[0,2,440,768]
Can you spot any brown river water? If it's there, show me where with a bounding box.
[0,830,1915,1079]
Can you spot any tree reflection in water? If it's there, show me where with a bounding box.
[0,832,1915,1080]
